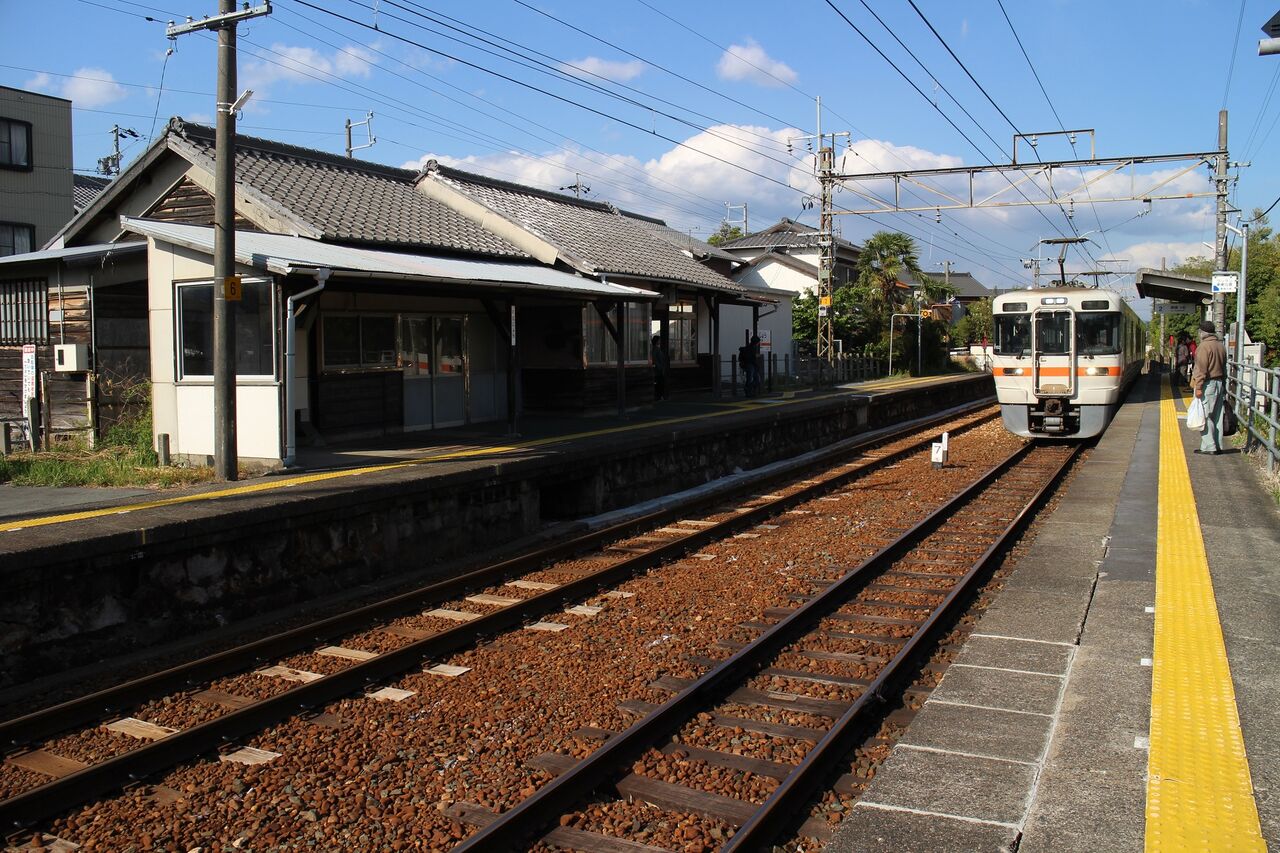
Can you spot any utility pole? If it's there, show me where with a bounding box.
[168,0,272,481]
[1214,110,1230,336]
[789,97,848,363]
[724,202,748,235]
[1022,258,1042,288]
[559,173,590,198]
[97,125,139,176]
[938,259,953,289]
[344,111,376,158]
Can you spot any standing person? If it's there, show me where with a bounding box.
[1174,334,1190,387]
[743,334,762,396]
[1191,320,1228,455]
[651,334,668,401]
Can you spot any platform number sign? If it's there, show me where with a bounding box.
[1211,271,1238,294]
[224,275,243,302]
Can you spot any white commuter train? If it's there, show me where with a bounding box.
[991,287,1145,439]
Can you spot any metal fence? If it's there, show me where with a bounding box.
[1227,359,1280,474]
[720,353,886,397]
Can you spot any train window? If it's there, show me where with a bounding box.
[1076,312,1122,355]
[1035,311,1071,354]
[995,313,1031,356]
[1081,299,1110,310]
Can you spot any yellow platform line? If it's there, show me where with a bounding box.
[1146,381,1264,851]
[0,392,823,534]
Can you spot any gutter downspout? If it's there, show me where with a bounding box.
[283,267,330,468]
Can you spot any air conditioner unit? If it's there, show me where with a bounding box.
[54,343,89,372]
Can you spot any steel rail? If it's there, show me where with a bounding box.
[453,441,1071,851]
[724,442,1081,850]
[0,404,997,829]
[0,401,994,754]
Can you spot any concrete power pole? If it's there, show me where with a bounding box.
[169,0,271,481]
[1214,110,1230,336]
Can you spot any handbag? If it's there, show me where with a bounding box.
[1223,403,1239,438]
[1185,397,1206,431]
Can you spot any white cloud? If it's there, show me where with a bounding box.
[243,43,376,91]
[716,39,798,88]
[560,57,646,82]
[25,67,127,107]
[1110,240,1210,271]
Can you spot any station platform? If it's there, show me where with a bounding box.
[829,371,1279,852]
[0,372,990,691]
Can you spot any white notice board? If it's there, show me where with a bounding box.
[21,344,36,401]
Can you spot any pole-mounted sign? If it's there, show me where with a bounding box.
[1211,271,1239,294]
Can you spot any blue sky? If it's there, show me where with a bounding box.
[4,0,1278,302]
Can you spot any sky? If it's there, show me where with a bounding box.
[4,0,1279,312]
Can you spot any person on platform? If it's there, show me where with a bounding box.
[651,334,668,401]
[1174,334,1190,387]
[741,334,762,396]
[1191,320,1228,455]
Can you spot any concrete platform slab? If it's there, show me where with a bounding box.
[1017,768,1146,853]
[898,701,1053,764]
[860,746,1037,826]
[957,589,1088,646]
[825,804,1019,853]
[929,663,1065,717]
[952,635,1073,676]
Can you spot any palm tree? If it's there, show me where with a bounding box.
[854,231,950,311]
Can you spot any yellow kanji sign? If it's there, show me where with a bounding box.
[819,295,832,307]
[224,275,242,302]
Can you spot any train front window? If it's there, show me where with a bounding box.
[1076,312,1122,355]
[1035,311,1071,355]
[995,313,1031,356]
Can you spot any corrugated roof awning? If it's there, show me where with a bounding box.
[1134,268,1212,303]
[119,218,658,300]
[0,241,145,268]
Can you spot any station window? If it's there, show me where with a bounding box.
[0,119,32,170]
[321,314,397,370]
[176,279,275,379]
[0,222,35,257]
[667,300,698,364]
[583,302,651,365]
[0,277,47,344]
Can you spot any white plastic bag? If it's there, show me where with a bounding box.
[1186,397,1206,431]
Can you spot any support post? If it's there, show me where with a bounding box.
[508,301,518,436]
[1214,110,1229,337]
[211,0,239,481]
[616,301,626,419]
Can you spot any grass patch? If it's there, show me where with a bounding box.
[0,384,214,488]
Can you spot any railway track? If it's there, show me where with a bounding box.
[445,441,1081,851]
[0,403,1000,832]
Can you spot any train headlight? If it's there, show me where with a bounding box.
[1084,366,1106,376]
[1001,368,1025,376]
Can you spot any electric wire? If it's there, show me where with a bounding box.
[1222,0,1247,110]
[266,8,733,221]
[1242,63,1280,160]
[147,45,174,145]
[994,0,1117,269]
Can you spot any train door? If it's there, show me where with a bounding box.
[1032,308,1076,397]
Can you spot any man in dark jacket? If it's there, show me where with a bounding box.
[1191,320,1228,454]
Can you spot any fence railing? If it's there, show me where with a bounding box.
[720,353,887,396]
[1227,359,1280,474]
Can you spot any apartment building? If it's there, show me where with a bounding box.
[1,85,74,256]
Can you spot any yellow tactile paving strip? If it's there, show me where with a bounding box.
[0,375,959,535]
[1146,379,1265,851]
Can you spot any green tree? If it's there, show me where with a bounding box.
[854,231,953,312]
[706,223,744,246]
[952,297,993,346]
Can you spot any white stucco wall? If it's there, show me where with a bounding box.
[147,238,282,464]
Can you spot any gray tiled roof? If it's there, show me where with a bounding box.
[73,174,111,211]
[904,270,990,300]
[718,217,860,254]
[424,163,742,292]
[171,121,527,259]
[619,212,742,264]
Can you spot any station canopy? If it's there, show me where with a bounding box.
[119,217,659,301]
[1134,268,1212,305]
